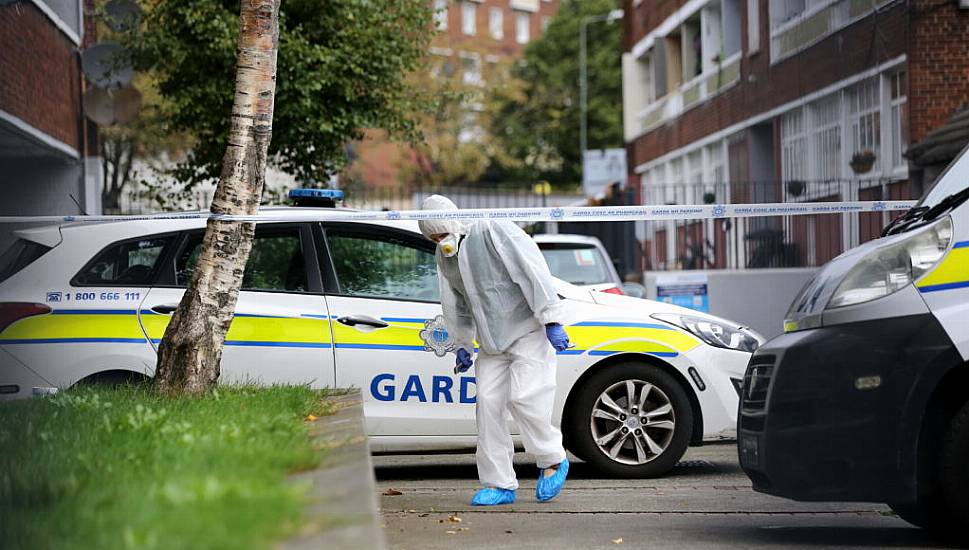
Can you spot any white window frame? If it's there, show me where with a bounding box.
[780,108,807,182]
[434,0,449,30]
[747,0,761,54]
[887,71,908,172]
[810,94,842,181]
[846,77,882,177]
[460,52,483,87]
[462,1,477,36]
[515,11,531,44]
[489,7,504,39]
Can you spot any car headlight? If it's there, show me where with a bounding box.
[651,313,760,352]
[827,217,952,309]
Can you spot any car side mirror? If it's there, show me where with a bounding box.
[621,282,646,299]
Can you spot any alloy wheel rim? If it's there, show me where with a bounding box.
[590,379,676,465]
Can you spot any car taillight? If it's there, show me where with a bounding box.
[600,287,624,295]
[0,303,51,335]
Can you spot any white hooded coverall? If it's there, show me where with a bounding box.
[419,195,568,491]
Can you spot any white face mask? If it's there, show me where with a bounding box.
[439,234,460,257]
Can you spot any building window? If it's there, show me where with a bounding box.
[708,143,725,184]
[461,54,482,86]
[489,7,503,39]
[641,53,655,105]
[780,108,806,181]
[889,71,908,171]
[771,0,806,26]
[462,1,476,36]
[686,151,703,204]
[847,78,881,174]
[434,0,448,30]
[810,94,841,181]
[682,15,702,80]
[746,0,760,53]
[516,11,531,44]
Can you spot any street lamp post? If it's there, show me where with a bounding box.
[579,9,624,160]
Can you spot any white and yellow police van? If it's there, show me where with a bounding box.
[0,190,763,477]
[739,146,969,537]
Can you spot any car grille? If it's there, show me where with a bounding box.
[741,355,776,412]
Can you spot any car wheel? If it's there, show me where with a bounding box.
[941,401,969,526]
[567,361,693,478]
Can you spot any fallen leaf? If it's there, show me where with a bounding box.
[505,530,513,534]
[459,527,470,531]
[406,509,416,513]
[382,489,403,496]
[447,515,462,523]
[612,538,623,545]
[446,530,457,535]
[304,414,318,421]
[418,513,429,518]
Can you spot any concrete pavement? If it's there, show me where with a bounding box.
[374,444,959,549]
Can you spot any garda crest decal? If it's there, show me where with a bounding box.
[419,315,453,357]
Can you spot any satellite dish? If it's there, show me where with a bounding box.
[83,85,142,126]
[81,41,134,89]
[103,0,142,32]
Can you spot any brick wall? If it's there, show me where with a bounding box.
[908,0,969,144]
[0,3,82,151]
[623,0,687,51]
[436,0,559,57]
[627,1,910,170]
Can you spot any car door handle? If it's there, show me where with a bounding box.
[337,315,389,328]
[149,304,179,315]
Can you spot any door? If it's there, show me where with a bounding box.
[139,223,335,388]
[319,222,476,436]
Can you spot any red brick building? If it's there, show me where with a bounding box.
[0,0,100,236]
[347,0,560,187]
[622,0,969,269]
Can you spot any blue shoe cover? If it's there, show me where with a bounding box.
[471,487,516,506]
[536,458,569,502]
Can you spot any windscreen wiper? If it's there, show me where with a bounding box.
[882,206,929,236]
[922,185,969,222]
[884,185,969,236]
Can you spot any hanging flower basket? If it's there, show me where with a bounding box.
[850,150,876,174]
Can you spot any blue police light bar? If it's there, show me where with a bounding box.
[288,188,344,201]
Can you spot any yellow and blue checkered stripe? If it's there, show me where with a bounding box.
[0,309,333,348]
[917,241,969,294]
[0,311,699,359]
[334,318,698,358]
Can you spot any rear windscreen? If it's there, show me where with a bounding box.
[0,239,53,284]
[539,244,612,285]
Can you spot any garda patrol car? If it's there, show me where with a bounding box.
[739,145,969,537]
[0,190,762,477]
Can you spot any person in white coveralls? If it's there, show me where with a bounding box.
[418,194,572,506]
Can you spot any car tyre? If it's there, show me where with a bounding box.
[567,361,693,478]
[940,401,969,531]
[889,400,969,545]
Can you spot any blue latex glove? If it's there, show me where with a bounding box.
[454,348,473,374]
[545,323,571,352]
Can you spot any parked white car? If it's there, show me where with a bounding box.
[0,202,762,476]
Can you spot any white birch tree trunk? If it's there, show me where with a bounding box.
[154,0,280,395]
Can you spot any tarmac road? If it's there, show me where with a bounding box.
[374,443,960,550]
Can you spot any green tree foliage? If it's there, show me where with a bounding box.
[127,0,433,187]
[491,0,622,188]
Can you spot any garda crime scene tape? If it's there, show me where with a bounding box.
[0,200,918,225]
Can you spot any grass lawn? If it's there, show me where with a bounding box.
[0,385,333,550]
